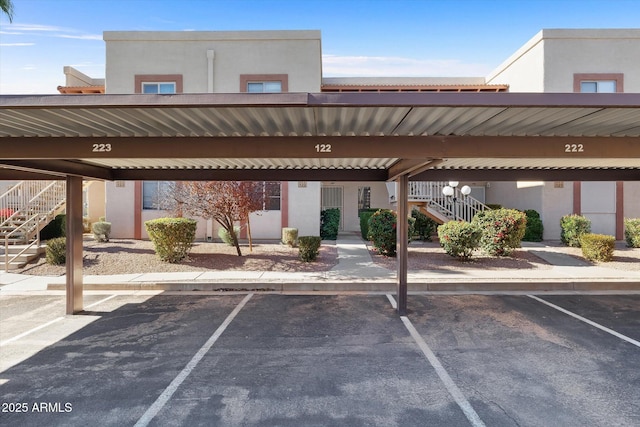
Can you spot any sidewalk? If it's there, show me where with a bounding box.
[1,234,639,293]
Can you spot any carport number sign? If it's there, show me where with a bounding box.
[564,143,584,153]
[92,143,112,152]
[315,144,332,153]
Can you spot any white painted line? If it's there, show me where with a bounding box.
[1,317,64,346]
[528,295,640,348]
[85,294,118,309]
[134,293,254,427]
[385,293,397,309]
[387,295,485,427]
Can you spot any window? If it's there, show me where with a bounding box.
[247,81,282,93]
[240,74,288,93]
[263,181,281,211]
[141,82,176,94]
[574,73,623,93]
[135,74,183,94]
[358,186,371,214]
[143,181,172,210]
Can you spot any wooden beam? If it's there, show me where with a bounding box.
[411,168,640,182]
[1,135,638,160]
[0,160,112,180]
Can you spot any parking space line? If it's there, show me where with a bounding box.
[85,294,118,309]
[387,295,486,427]
[528,295,640,348]
[134,293,254,427]
[1,317,64,346]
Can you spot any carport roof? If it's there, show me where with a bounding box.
[1,92,639,181]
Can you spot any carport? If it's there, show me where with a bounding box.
[1,92,639,315]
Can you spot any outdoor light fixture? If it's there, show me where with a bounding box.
[442,182,472,221]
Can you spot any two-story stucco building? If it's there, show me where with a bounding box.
[55,28,640,241]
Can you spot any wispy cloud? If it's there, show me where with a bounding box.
[0,42,35,47]
[322,54,492,77]
[58,34,102,41]
[1,22,101,41]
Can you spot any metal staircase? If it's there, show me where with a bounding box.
[389,181,490,223]
[1,181,67,271]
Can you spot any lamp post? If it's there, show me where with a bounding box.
[442,181,471,220]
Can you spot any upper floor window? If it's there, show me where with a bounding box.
[135,74,183,94]
[247,81,282,93]
[240,74,288,93]
[574,73,623,93]
[142,82,176,94]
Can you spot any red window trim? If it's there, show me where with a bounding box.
[240,74,289,93]
[573,73,624,93]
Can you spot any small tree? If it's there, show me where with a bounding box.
[167,181,266,256]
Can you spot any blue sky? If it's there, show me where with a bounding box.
[1,0,639,94]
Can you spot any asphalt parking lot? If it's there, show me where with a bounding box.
[1,292,639,426]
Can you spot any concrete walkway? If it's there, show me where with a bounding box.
[1,233,639,293]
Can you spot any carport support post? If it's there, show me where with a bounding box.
[396,174,408,315]
[65,176,83,314]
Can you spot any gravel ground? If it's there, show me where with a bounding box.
[12,237,640,276]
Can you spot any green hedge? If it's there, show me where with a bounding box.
[359,208,380,240]
[522,209,543,242]
[45,237,66,265]
[368,209,398,257]
[320,208,340,240]
[411,209,437,241]
[580,233,615,262]
[145,217,197,263]
[624,218,640,248]
[437,221,481,259]
[40,214,66,241]
[298,236,321,262]
[472,208,527,256]
[561,214,591,247]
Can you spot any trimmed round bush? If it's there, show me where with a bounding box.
[580,233,615,262]
[624,218,640,248]
[437,220,481,259]
[40,214,66,241]
[298,236,321,262]
[92,221,111,242]
[321,208,340,240]
[218,225,241,246]
[282,227,298,247]
[45,237,66,265]
[145,217,197,263]
[522,209,543,242]
[368,209,398,257]
[561,214,591,247]
[472,208,527,256]
[359,208,379,240]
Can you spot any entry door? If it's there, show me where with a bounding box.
[581,181,616,235]
[321,186,343,230]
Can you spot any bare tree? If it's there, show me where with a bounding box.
[168,181,265,256]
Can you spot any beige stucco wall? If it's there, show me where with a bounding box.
[624,182,640,219]
[105,182,136,238]
[337,182,392,233]
[487,29,640,92]
[288,181,321,237]
[104,31,322,94]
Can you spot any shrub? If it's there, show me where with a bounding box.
[472,208,527,256]
[359,208,380,240]
[145,217,197,263]
[45,237,66,265]
[561,214,591,247]
[624,218,640,248]
[282,227,298,247]
[83,217,91,233]
[320,208,340,240]
[368,209,398,257]
[486,204,503,210]
[40,214,66,240]
[298,236,321,262]
[437,221,481,259]
[92,221,111,242]
[580,233,615,262]
[218,225,241,246]
[522,209,544,242]
[411,209,437,241]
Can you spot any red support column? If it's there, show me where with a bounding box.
[616,181,624,240]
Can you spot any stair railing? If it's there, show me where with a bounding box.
[407,181,490,222]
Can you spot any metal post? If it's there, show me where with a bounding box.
[396,174,408,315]
[66,176,83,314]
